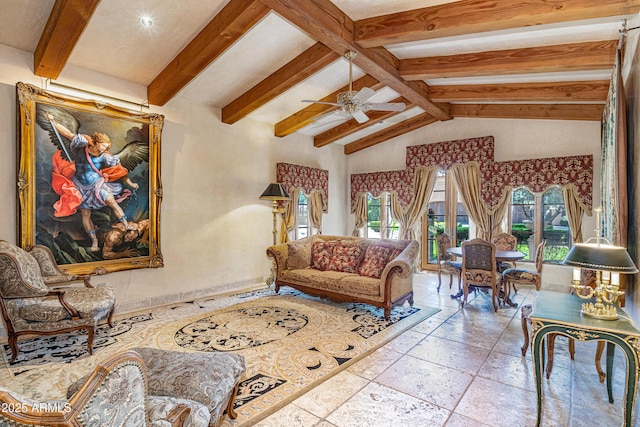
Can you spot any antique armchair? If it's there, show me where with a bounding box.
[0,240,115,363]
[0,349,206,426]
[27,244,93,288]
[502,239,546,298]
[435,233,462,292]
[460,238,501,311]
[491,232,518,272]
[131,347,246,427]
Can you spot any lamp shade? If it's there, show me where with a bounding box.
[563,242,638,274]
[259,183,290,201]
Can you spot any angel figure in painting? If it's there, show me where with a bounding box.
[37,105,148,253]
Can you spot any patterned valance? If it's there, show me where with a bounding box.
[277,162,329,212]
[351,135,593,213]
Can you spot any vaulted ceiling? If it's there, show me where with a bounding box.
[1,0,638,154]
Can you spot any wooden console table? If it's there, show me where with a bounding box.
[530,291,640,426]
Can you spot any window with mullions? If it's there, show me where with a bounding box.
[542,187,571,263]
[366,193,399,239]
[510,188,536,261]
[295,192,310,240]
[508,186,572,264]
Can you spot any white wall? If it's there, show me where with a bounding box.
[0,44,347,324]
[346,116,602,291]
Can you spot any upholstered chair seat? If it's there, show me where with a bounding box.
[0,240,115,363]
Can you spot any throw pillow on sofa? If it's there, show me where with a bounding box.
[327,244,364,273]
[311,241,337,271]
[287,236,321,269]
[388,247,403,262]
[359,245,391,279]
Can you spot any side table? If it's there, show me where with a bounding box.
[530,291,640,427]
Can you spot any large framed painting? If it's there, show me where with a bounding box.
[16,82,164,275]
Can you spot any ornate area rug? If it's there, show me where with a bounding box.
[0,289,439,426]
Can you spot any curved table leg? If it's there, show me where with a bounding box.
[595,341,605,383]
[521,304,532,356]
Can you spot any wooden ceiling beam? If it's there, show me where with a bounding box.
[147,0,270,106]
[314,97,412,147]
[451,103,604,121]
[222,43,339,124]
[399,40,618,80]
[259,0,451,121]
[274,75,383,137]
[355,0,640,48]
[429,81,609,102]
[34,0,100,79]
[344,112,438,155]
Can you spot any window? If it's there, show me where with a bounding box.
[507,186,572,263]
[295,192,310,240]
[422,170,474,268]
[366,193,398,239]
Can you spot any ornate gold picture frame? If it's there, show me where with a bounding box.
[16,82,164,275]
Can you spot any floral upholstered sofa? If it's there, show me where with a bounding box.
[266,235,419,319]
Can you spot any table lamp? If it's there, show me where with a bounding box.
[259,183,290,246]
[563,237,638,320]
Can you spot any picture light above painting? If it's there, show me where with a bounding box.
[15,82,164,276]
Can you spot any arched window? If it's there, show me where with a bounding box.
[507,186,572,263]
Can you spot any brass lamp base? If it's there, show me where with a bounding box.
[580,302,619,320]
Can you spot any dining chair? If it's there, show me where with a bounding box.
[435,233,461,292]
[460,238,501,311]
[491,232,518,272]
[502,239,546,298]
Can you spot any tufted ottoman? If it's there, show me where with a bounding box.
[132,347,246,427]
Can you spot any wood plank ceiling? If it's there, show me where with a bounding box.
[32,0,639,154]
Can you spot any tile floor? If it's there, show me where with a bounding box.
[252,272,640,427]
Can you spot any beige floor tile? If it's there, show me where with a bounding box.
[293,371,368,418]
[444,412,492,426]
[478,350,573,401]
[431,317,504,351]
[375,354,474,410]
[253,403,321,427]
[455,376,570,427]
[408,335,491,374]
[346,347,403,380]
[381,329,426,354]
[325,382,449,427]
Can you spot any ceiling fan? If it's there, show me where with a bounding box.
[302,51,406,124]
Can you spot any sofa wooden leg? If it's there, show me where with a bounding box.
[226,383,240,420]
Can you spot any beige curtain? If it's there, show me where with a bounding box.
[309,190,325,234]
[279,188,299,244]
[389,166,438,240]
[489,188,512,236]
[450,162,492,240]
[562,185,587,243]
[351,193,368,237]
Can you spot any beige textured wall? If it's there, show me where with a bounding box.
[346,117,602,292]
[0,44,347,332]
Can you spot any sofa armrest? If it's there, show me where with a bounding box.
[380,240,419,301]
[266,243,288,272]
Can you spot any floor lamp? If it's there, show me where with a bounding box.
[259,183,290,245]
[260,183,290,286]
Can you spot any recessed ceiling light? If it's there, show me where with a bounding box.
[140,16,153,27]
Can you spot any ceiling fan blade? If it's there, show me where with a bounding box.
[366,102,406,112]
[353,87,376,102]
[301,100,341,106]
[351,110,369,124]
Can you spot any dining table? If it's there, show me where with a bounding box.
[447,247,526,307]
